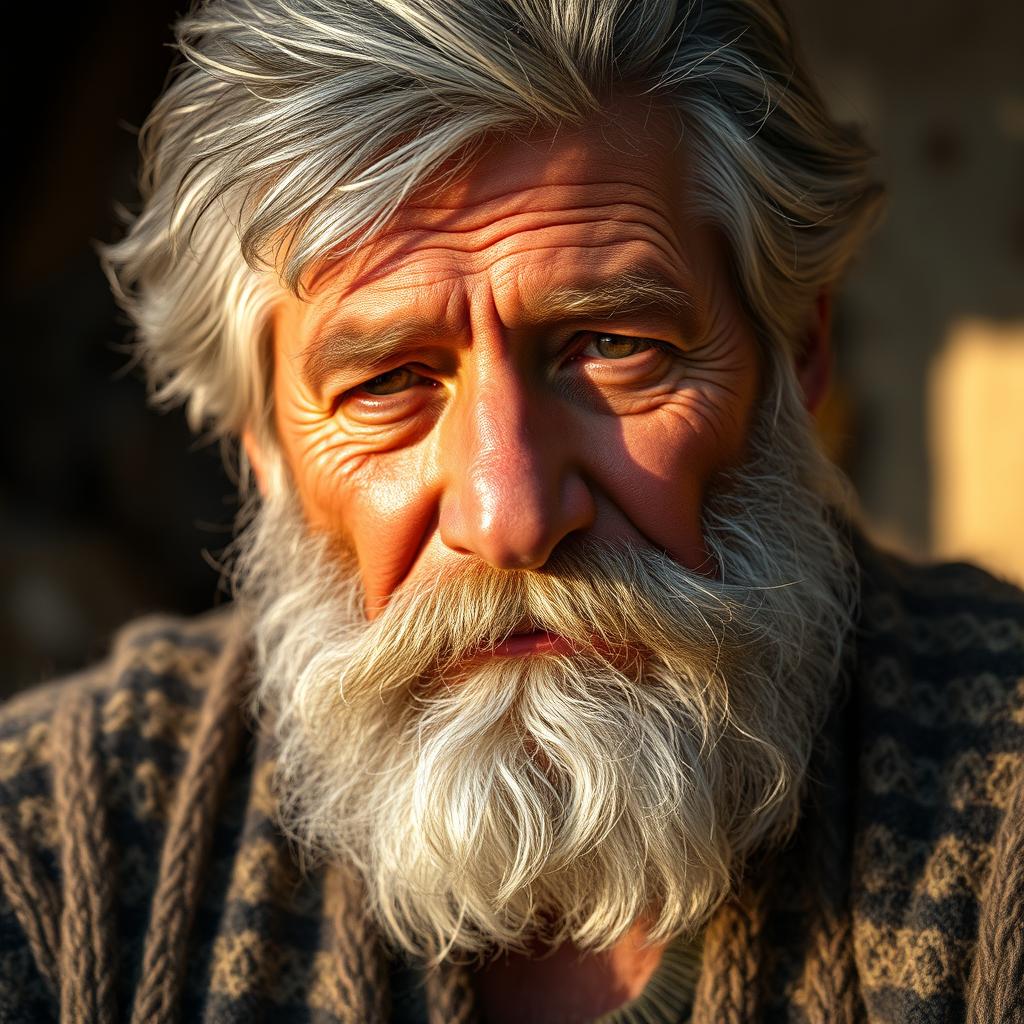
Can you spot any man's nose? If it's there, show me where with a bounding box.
[438,366,594,569]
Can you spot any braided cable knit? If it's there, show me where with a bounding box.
[690,880,766,1024]
[128,628,248,1024]
[966,767,1024,1024]
[53,688,117,1024]
[801,907,859,1024]
[426,959,479,1024]
[326,864,391,1022]
[0,814,61,995]
[799,883,860,1023]
[798,737,860,1022]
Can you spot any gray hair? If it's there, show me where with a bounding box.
[103,0,883,453]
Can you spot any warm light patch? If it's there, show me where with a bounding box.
[930,319,1024,586]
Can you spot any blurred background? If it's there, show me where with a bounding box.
[1,0,1022,696]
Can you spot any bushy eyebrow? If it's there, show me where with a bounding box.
[530,271,703,338]
[301,316,443,398]
[299,270,703,397]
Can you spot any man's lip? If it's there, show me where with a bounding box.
[487,629,580,657]
[483,629,636,665]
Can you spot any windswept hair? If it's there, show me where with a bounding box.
[103,0,884,451]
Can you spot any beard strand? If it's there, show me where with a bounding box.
[234,377,857,960]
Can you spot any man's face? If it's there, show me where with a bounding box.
[266,97,760,611]
[243,95,852,959]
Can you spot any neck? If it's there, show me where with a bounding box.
[474,921,666,1024]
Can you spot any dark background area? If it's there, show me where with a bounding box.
[2,1,231,693]
[2,1,1023,696]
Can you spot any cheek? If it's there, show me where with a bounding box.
[275,386,442,610]
[345,454,440,610]
[596,383,758,569]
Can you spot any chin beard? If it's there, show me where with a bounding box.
[235,379,857,961]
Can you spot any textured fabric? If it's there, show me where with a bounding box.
[0,536,1021,1023]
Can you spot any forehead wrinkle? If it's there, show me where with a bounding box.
[296,165,701,394]
[342,207,683,291]
[397,178,674,225]
[394,192,679,249]
[349,230,689,306]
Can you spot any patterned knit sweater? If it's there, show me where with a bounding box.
[0,536,1022,1024]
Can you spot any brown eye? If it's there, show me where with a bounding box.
[359,367,421,396]
[587,334,654,359]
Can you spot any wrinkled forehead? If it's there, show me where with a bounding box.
[303,94,693,297]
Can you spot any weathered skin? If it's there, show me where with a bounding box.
[251,95,824,1022]
[263,97,762,618]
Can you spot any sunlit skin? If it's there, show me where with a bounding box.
[262,99,762,611]
[248,96,826,1022]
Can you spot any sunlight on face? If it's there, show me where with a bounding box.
[238,100,858,959]
[261,97,761,614]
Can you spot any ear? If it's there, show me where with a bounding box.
[242,427,270,496]
[796,290,833,413]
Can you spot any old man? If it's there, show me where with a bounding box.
[0,1,1021,1022]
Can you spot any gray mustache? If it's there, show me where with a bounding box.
[340,537,767,693]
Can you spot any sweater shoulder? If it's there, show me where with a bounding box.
[0,608,249,1016]
[0,606,241,854]
[848,538,1024,1020]
[854,534,1024,740]
[856,532,1024,628]
[0,606,238,732]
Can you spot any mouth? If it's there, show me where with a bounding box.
[487,629,580,658]
[483,623,637,667]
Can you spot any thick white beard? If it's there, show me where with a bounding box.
[236,380,857,960]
